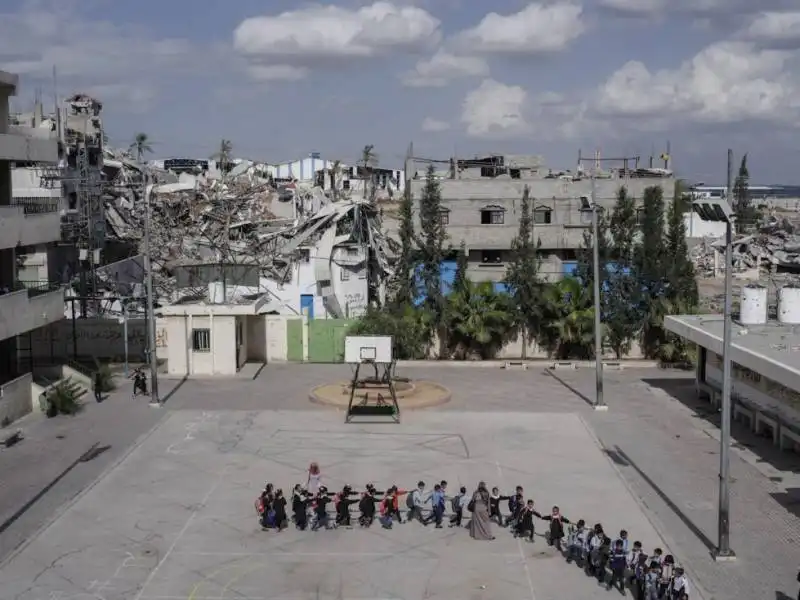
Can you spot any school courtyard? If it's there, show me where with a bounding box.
[0,364,798,600]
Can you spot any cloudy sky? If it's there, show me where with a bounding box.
[2,0,800,183]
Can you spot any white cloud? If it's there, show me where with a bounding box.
[742,11,800,48]
[402,50,488,87]
[461,79,529,137]
[453,2,585,54]
[421,117,450,132]
[233,2,440,73]
[0,0,200,110]
[246,65,309,82]
[599,0,796,18]
[594,41,800,126]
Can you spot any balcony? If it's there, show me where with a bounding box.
[0,281,65,341]
[0,202,62,249]
[0,130,59,163]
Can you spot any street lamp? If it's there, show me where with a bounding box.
[579,171,607,411]
[142,170,161,407]
[691,149,736,561]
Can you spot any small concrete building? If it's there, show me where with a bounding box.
[665,313,800,454]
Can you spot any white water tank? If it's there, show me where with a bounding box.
[208,281,225,304]
[778,286,800,324]
[739,284,767,325]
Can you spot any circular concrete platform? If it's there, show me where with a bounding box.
[310,380,451,410]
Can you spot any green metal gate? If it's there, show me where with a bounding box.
[308,319,352,363]
[286,319,304,362]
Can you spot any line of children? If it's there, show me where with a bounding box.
[255,481,690,598]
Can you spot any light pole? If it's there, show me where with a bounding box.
[691,153,736,561]
[142,170,161,406]
[119,299,129,378]
[580,173,606,411]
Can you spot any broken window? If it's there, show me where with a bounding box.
[342,179,350,190]
[481,250,503,264]
[509,169,521,179]
[340,268,351,281]
[480,208,504,224]
[68,191,78,211]
[299,249,310,263]
[533,208,552,224]
[439,209,449,226]
[192,328,211,352]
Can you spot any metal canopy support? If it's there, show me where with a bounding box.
[345,360,400,424]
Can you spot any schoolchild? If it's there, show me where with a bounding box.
[489,487,504,526]
[358,483,382,527]
[595,535,612,583]
[566,519,587,564]
[514,499,542,542]
[311,486,333,531]
[644,561,661,600]
[424,484,446,528]
[669,566,690,600]
[292,484,310,530]
[607,538,627,592]
[379,486,405,528]
[505,486,524,527]
[334,485,360,528]
[540,506,570,551]
[449,486,467,527]
[271,489,288,530]
[627,540,645,585]
[406,481,428,525]
[659,555,676,598]
[586,524,604,576]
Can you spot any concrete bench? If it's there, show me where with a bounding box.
[733,402,755,430]
[779,427,800,453]
[504,361,528,371]
[754,411,780,445]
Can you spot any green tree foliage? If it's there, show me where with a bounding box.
[665,181,698,306]
[446,281,516,359]
[390,186,416,308]
[416,165,447,325]
[575,211,610,292]
[349,306,429,359]
[453,241,469,297]
[634,186,666,288]
[604,186,641,359]
[733,153,759,231]
[538,277,596,359]
[505,185,545,357]
[129,132,152,162]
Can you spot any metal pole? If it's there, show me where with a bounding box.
[591,174,606,410]
[715,150,735,559]
[142,171,161,406]
[122,301,129,378]
[71,298,78,360]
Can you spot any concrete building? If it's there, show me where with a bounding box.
[0,70,65,425]
[407,154,676,281]
[665,310,800,454]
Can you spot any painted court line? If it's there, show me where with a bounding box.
[133,465,230,600]
[496,460,537,600]
[170,550,524,558]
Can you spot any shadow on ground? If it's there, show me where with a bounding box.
[771,488,800,520]
[643,378,800,475]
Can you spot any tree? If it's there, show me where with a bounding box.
[575,210,610,292]
[665,181,698,307]
[390,183,416,308]
[416,165,448,353]
[537,277,595,359]
[634,185,668,359]
[604,186,640,358]
[733,153,756,231]
[349,305,429,360]
[129,132,152,162]
[505,185,544,358]
[446,281,515,359]
[453,241,469,297]
[416,165,447,317]
[361,144,377,200]
[211,139,233,172]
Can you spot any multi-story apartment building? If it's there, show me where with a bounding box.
[407,154,676,283]
[0,70,64,424]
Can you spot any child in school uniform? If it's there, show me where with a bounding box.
[514,500,542,542]
[566,519,587,564]
[358,483,382,527]
[540,506,570,551]
[488,487,504,526]
[505,487,524,527]
[449,486,467,527]
[311,486,333,531]
[291,484,310,530]
[334,485,360,528]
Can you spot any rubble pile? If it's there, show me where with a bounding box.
[691,217,800,276]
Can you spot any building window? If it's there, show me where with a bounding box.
[480,250,503,264]
[192,328,211,352]
[358,270,367,280]
[299,249,310,262]
[636,207,645,225]
[439,210,449,225]
[342,179,350,190]
[480,209,504,224]
[533,208,552,224]
[341,268,351,281]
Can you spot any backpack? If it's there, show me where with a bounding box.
[450,496,460,512]
[406,491,415,509]
[255,497,264,515]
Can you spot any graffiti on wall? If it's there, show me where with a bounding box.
[27,318,166,361]
[344,292,366,316]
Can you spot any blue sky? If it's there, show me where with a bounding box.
[2,0,800,182]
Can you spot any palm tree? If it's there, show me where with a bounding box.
[539,277,596,359]
[446,281,515,359]
[360,144,377,199]
[211,139,233,174]
[129,132,152,163]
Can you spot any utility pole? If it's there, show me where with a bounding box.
[591,172,606,411]
[714,150,735,560]
[142,168,160,406]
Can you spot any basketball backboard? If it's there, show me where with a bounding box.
[344,335,392,364]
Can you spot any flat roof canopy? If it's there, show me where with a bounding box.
[665,314,800,394]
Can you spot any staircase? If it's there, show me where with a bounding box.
[30,366,91,414]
